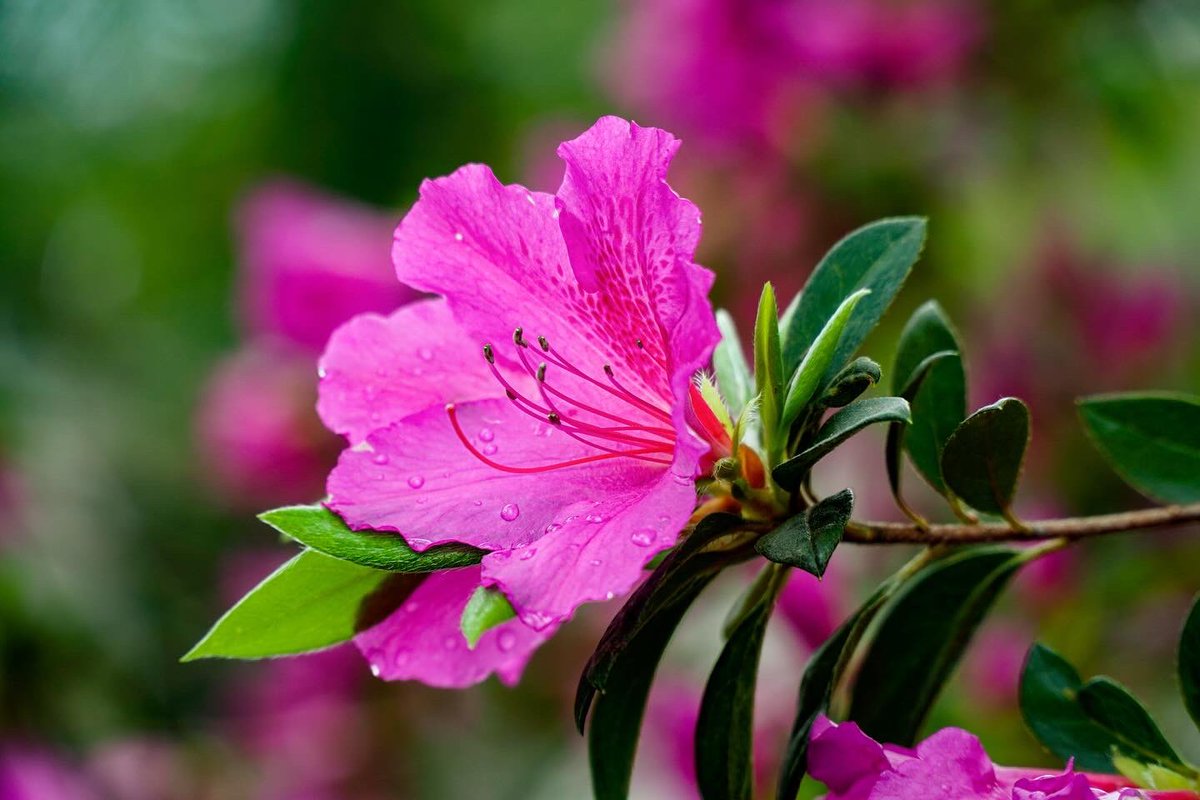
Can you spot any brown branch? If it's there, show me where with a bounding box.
[844,503,1200,545]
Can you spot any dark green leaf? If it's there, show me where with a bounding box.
[773,397,911,490]
[892,301,966,493]
[1181,595,1200,730]
[756,489,853,577]
[575,513,745,733]
[821,357,882,408]
[260,504,485,572]
[183,549,402,661]
[886,350,956,519]
[848,546,1030,744]
[1021,644,1127,772]
[782,218,927,381]
[696,565,787,800]
[1078,677,1182,765]
[940,397,1030,517]
[781,288,871,429]
[714,309,753,418]
[1078,393,1200,503]
[460,586,516,649]
[754,283,784,455]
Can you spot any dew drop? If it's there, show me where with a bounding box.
[497,630,517,652]
[454,232,464,242]
[478,427,495,442]
[404,601,420,613]
[589,558,603,567]
[317,367,328,379]
[407,475,425,489]
[417,346,434,361]
[370,663,381,678]
[473,499,483,507]
[372,453,389,465]
[482,443,498,455]
[500,503,520,521]
[443,635,460,651]
[544,522,562,534]
[631,529,657,547]
[518,547,536,561]
[604,591,615,600]
[585,512,604,524]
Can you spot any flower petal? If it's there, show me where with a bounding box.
[327,398,664,552]
[482,470,696,629]
[317,299,495,444]
[353,566,554,688]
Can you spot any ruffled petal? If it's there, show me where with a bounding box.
[482,470,695,629]
[316,299,495,444]
[327,398,663,552]
[353,566,554,688]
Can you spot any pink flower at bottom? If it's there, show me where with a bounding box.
[808,716,1194,800]
[319,117,722,687]
[0,745,98,800]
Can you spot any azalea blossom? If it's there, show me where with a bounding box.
[319,116,723,686]
[808,716,1197,800]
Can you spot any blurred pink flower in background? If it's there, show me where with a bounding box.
[777,563,844,651]
[197,181,417,509]
[0,745,98,800]
[960,622,1030,711]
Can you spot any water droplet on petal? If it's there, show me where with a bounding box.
[631,529,656,547]
[407,475,425,489]
[454,232,464,242]
[418,346,434,361]
[370,663,381,677]
[589,558,603,566]
[372,453,389,465]
[500,503,520,521]
[497,630,517,652]
[473,500,483,507]
[443,635,460,651]
[585,513,604,524]
[317,367,328,379]
[604,591,615,600]
[518,547,536,561]
[404,601,419,613]
[544,522,562,534]
[478,427,495,442]
[482,443,498,455]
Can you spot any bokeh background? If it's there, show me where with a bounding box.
[2,0,1200,797]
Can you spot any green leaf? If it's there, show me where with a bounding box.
[940,397,1030,517]
[782,218,927,381]
[1078,393,1200,503]
[776,582,894,800]
[183,549,409,661]
[847,546,1031,745]
[260,504,485,572]
[714,309,753,418]
[885,350,956,520]
[780,288,871,429]
[773,397,911,490]
[1113,755,1200,791]
[754,283,784,457]
[460,586,516,649]
[821,357,882,408]
[696,564,787,800]
[1020,644,1131,772]
[1180,595,1200,730]
[1077,677,1182,765]
[575,513,746,733]
[756,489,853,577]
[892,301,966,494]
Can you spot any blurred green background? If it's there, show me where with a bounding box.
[2,0,1199,797]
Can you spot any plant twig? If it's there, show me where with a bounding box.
[844,503,1200,545]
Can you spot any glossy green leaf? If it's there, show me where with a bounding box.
[714,309,753,418]
[940,397,1030,517]
[260,504,485,572]
[1181,595,1200,731]
[892,301,966,493]
[848,546,1030,744]
[773,397,911,490]
[821,357,882,408]
[754,284,785,461]
[460,586,516,649]
[696,565,787,800]
[1077,677,1182,765]
[780,288,871,429]
[183,549,407,661]
[756,489,853,577]
[1021,644,1129,772]
[1078,393,1200,503]
[886,350,956,519]
[782,217,927,381]
[1113,755,1200,791]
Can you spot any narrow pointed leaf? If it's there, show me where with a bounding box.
[774,397,911,490]
[821,357,882,408]
[782,217,928,379]
[756,489,853,577]
[892,301,966,493]
[696,565,787,800]
[714,309,753,417]
[1181,595,1200,730]
[754,284,784,455]
[781,288,871,429]
[940,398,1030,516]
[260,504,485,572]
[1078,393,1200,503]
[460,586,516,649]
[183,549,404,661]
[847,546,1031,745]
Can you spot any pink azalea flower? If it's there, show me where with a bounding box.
[236,180,422,353]
[808,716,1195,800]
[320,117,722,686]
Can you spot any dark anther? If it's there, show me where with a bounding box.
[603,364,614,377]
[537,335,550,352]
[536,363,547,382]
[513,327,527,347]
[547,412,561,424]
[483,344,495,364]
[505,389,517,400]
[636,338,644,349]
